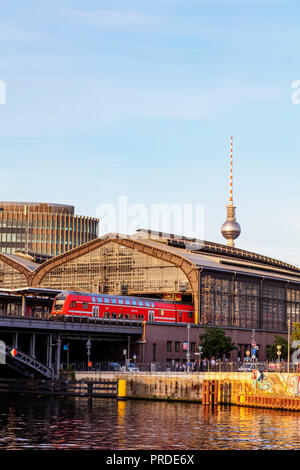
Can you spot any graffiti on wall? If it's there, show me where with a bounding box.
[284,375,300,396]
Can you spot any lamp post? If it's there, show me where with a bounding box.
[277,345,281,371]
[186,324,190,372]
[287,318,291,373]
[86,338,91,370]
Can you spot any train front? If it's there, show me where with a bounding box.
[51,292,68,315]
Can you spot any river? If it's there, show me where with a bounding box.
[0,394,299,450]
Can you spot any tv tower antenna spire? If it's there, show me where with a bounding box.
[221,136,241,247]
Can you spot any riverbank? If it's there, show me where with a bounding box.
[75,371,300,410]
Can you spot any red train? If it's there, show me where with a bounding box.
[51,291,195,324]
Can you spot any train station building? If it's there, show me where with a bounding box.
[0,228,299,364]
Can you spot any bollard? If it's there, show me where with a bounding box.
[202,380,219,405]
[210,380,219,405]
[202,380,209,404]
[118,379,126,400]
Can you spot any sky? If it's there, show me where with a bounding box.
[1,0,300,264]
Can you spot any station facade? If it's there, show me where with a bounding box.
[0,229,299,364]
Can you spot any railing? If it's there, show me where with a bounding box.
[0,378,118,398]
[0,310,143,328]
[64,361,300,374]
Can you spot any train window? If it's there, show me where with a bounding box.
[97,298,102,303]
[82,303,89,310]
[125,314,130,319]
[53,295,66,311]
[118,313,124,319]
[188,312,193,318]
[160,309,164,316]
[179,311,182,318]
[138,315,143,320]
[118,299,124,304]
[111,312,117,319]
[92,297,96,303]
[132,314,137,320]
[111,299,117,304]
[151,302,155,308]
[132,301,137,306]
[138,301,144,306]
[145,302,150,307]
[70,301,76,308]
[103,312,109,318]
[104,298,110,304]
[125,300,131,305]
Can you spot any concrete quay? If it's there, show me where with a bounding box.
[74,371,300,410]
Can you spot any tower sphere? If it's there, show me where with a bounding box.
[221,219,241,241]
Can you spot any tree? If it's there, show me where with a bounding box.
[266,335,288,361]
[291,322,300,342]
[199,327,236,359]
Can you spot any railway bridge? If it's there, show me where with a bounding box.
[0,288,143,379]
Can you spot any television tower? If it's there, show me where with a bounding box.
[221,136,241,247]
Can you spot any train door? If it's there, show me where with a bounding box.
[92,306,99,318]
[148,310,154,322]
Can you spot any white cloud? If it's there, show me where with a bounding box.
[0,21,40,41]
[63,9,158,30]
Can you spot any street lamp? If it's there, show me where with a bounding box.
[186,324,190,372]
[86,338,91,370]
[287,319,291,373]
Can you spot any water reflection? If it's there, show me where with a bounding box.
[0,394,299,450]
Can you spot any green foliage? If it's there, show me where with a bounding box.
[199,326,236,359]
[266,335,288,360]
[291,322,300,342]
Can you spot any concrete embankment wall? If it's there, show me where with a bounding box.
[74,371,300,404]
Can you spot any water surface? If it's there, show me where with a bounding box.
[0,394,299,450]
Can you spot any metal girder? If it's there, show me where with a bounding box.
[4,344,53,379]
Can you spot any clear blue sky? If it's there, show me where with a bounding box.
[1,0,300,264]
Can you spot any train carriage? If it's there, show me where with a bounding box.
[51,291,194,324]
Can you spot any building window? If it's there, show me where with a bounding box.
[175,341,181,352]
[166,341,172,352]
[191,342,196,352]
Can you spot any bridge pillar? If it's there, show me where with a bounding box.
[30,333,36,359]
[55,336,61,377]
[47,334,53,369]
[13,332,18,349]
[21,295,26,317]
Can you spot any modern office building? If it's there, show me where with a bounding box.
[0,202,99,257]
